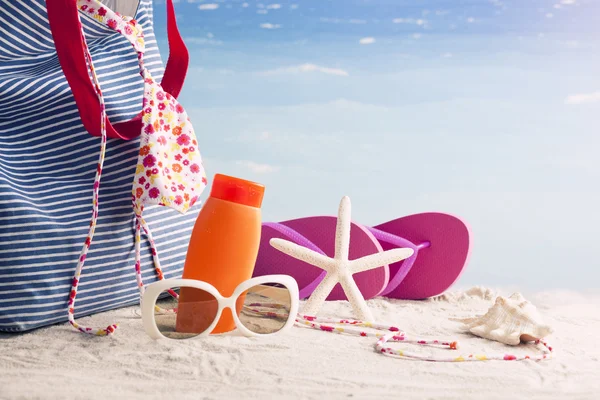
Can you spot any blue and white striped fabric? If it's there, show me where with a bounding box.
[0,0,199,332]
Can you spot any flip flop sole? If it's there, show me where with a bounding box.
[280,216,389,301]
[373,213,471,300]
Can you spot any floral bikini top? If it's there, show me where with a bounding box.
[67,0,207,335]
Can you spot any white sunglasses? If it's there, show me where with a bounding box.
[142,275,299,339]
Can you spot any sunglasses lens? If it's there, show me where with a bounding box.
[154,286,219,339]
[237,283,292,334]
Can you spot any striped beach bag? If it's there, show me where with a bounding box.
[0,0,204,333]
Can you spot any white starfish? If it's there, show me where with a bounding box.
[270,196,414,322]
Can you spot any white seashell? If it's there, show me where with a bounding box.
[451,292,554,346]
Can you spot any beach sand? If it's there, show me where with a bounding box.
[1,287,598,399]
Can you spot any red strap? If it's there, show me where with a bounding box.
[162,0,188,99]
[47,0,188,140]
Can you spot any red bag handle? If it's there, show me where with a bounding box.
[47,0,188,140]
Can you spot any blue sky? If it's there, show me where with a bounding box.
[152,0,599,290]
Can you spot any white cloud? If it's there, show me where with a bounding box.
[259,131,271,140]
[467,17,475,23]
[412,33,422,39]
[393,18,425,25]
[236,160,279,174]
[321,17,368,25]
[242,2,249,7]
[184,37,223,45]
[267,4,281,9]
[260,63,349,77]
[561,0,576,4]
[392,18,429,28]
[441,52,453,58]
[290,4,299,10]
[359,37,375,45]
[226,131,272,143]
[546,13,554,18]
[559,40,580,48]
[198,3,219,10]
[257,10,268,14]
[260,23,281,29]
[564,92,600,105]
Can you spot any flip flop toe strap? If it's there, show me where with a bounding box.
[261,223,328,299]
[367,227,422,296]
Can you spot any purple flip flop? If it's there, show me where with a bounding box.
[254,212,471,301]
[253,217,389,300]
[371,212,471,300]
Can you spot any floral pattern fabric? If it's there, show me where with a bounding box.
[76,0,208,212]
[132,70,207,214]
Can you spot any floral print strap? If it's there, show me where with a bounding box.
[375,332,553,362]
[66,8,118,336]
[295,315,554,362]
[133,205,178,300]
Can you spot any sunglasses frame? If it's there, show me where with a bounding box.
[142,274,299,340]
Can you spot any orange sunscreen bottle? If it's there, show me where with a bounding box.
[175,174,265,334]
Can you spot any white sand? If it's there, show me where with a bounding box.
[1,287,599,400]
